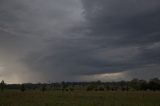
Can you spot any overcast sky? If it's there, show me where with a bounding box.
[0,0,160,83]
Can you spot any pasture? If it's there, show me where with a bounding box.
[0,91,160,106]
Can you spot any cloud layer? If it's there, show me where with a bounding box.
[0,0,160,83]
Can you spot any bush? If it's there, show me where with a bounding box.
[42,85,46,92]
[0,80,5,92]
[21,84,26,92]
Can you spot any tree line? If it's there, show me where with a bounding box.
[1,78,160,92]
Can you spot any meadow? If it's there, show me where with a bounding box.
[0,91,160,106]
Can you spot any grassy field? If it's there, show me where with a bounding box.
[0,91,160,106]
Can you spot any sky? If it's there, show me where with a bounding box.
[0,0,160,83]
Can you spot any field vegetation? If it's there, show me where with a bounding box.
[0,91,160,106]
[0,78,160,106]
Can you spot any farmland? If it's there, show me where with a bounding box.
[0,91,160,106]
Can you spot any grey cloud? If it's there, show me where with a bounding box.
[0,0,160,83]
[0,0,84,82]
[21,0,160,81]
[78,0,160,78]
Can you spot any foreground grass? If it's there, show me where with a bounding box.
[0,91,160,106]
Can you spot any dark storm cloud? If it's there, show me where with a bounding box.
[79,0,160,79]
[81,0,160,46]
[0,0,160,83]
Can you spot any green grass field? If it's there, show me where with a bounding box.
[0,91,160,106]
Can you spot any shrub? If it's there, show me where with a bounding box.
[20,84,26,92]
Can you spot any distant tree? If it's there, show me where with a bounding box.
[42,85,46,92]
[69,87,74,91]
[0,80,5,92]
[130,79,141,90]
[149,78,160,91]
[96,80,102,85]
[20,84,26,92]
[86,84,97,91]
[61,81,66,91]
[139,80,148,91]
[105,84,110,91]
[86,86,93,91]
[98,86,105,91]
